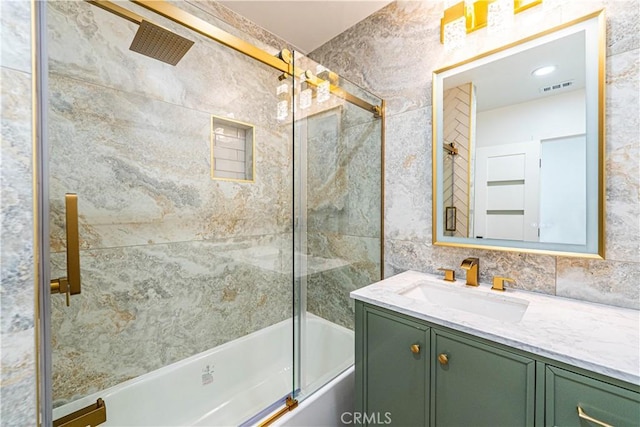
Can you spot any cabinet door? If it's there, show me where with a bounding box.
[432,329,535,427]
[357,304,430,426]
[546,366,640,426]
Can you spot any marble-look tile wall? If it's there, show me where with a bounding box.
[303,103,383,329]
[47,0,297,405]
[311,0,640,310]
[0,1,37,426]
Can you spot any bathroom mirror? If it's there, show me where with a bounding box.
[432,10,605,258]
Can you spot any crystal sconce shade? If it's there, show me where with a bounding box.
[440,0,543,47]
[487,0,515,34]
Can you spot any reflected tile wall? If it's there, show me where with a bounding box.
[48,0,295,405]
[311,0,640,310]
[0,1,36,426]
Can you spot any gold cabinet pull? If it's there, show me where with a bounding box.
[410,344,420,354]
[438,353,449,366]
[577,406,613,427]
[50,194,81,306]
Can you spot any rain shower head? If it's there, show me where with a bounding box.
[129,20,194,66]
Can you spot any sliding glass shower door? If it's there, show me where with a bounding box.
[47,1,295,424]
[291,52,383,404]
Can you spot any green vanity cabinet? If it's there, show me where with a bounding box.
[545,366,640,426]
[356,303,430,426]
[355,301,640,427]
[431,329,536,426]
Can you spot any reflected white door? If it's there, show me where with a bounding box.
[474,141,540,241]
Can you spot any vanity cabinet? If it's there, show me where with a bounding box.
[432,329,535,426]
[357,305,430,426]
[545,366,640,426]
[355,301,640,427]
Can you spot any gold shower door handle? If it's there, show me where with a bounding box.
[50,194,81,306]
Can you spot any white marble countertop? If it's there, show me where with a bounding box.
[351,270,640,385]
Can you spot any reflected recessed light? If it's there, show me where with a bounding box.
[532,65,557,77]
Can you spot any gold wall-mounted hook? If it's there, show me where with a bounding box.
[50,193,82,306]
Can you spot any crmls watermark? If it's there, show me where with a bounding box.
[340,412,392,425]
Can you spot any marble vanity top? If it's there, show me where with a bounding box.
[351,270,640,385]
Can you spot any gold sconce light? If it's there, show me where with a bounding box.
[440,0,543,46]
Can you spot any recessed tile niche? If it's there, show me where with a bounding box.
[210,115,255,182]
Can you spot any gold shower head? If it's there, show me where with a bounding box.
[129,20,195,66]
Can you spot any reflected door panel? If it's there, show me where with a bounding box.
[474,142,539,241]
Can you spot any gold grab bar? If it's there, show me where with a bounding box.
[50,193,81,306]
[53,398,106,427]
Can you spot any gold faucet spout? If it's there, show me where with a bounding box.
[461,257,479,286]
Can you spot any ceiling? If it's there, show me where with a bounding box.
[218,0,393,54]
[443,31,586,112]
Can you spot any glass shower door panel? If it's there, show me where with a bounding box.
[48,1,293,425]
[291,52,383,403]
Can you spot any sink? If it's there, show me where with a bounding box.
[399,281,529,322]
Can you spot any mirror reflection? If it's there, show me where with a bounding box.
[433,12,604,256]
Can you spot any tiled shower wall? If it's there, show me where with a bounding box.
[304,106,383,329]
[311,0,640,310]
[46,1,297,405]
[0,1,37,425]
[442,83,472,238]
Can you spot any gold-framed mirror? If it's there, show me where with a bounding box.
[432,10,605,258]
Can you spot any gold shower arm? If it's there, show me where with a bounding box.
[50,194,81,306]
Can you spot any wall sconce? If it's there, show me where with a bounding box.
[440,0,543,46]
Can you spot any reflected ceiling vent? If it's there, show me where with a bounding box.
[539,79,575,94]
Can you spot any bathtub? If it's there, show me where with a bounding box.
[52,314,354,426]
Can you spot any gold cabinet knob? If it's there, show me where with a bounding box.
[410,344,420,354]
[438,353,449,365]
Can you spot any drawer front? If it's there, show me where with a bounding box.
[361,306,430,426]
[545,366,640,426]
[432,329,536,427]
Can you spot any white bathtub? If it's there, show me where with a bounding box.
[53,314,354,426]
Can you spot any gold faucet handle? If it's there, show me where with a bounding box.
[492,276,515,292]
[437,268,456,282]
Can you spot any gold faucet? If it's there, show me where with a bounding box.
[460,257,479,286]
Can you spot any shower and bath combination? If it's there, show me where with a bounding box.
[42,1,383,426]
